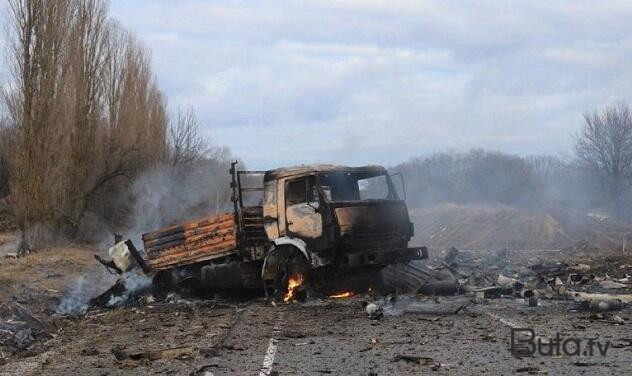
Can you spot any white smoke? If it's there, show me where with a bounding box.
[123,159,233,245]
[55,273,112,315]
[55,271,151,315]
[105,273,152,307]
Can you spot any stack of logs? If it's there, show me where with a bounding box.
[142,213,238,271]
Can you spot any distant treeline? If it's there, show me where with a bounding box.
[393,104,632,221]
[391,149,608,216]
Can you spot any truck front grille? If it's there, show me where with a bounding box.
[341,228,406,251]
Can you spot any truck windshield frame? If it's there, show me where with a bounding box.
[315,171,399,203]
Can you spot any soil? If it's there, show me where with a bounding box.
[0,244,97,315]
[1,233,632,375]
[410,203,632,251]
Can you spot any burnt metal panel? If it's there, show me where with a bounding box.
[332,200,412,252]
[264,164,387,181]
[334,201,409,231]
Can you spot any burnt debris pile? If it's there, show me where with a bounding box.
[443,248,632,311]
[0,302,53,358]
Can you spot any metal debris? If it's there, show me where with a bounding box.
[392,354,435,366]
[0,303,53,353]
[363,302,383,320]
[111,345,196,361]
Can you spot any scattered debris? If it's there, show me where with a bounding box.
[516,366,541,373]
[577,299,623,312]
[81,348,99,356]
[89,272,152,309]
[528,295,538,307]
[589,312,626,325]
[599,280,627,289]
[377,261,458,295]
[0,303,52,353]
[432,246,632,315]
[392,354,435,366]
[194,363,219,376]
[570,292,632,304]
[362,295,470,318]
[572,361,598,367]
[111,345,196,361]
[363,302,383,320]
[497,274,524,291]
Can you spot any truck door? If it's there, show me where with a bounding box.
[285,176,323,239]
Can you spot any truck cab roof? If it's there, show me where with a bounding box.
[263,164,387,181]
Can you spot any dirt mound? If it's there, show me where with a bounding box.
[558,213,632,255]
[410,203,570,250]
[410,203,632,251]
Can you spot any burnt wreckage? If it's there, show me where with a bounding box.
[98,163,428,299]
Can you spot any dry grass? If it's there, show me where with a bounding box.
[0,240,98,315]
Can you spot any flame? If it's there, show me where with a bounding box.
[329,291,353,299]
[283,274,304,303]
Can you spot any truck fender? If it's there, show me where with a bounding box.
[261,237,310,281]
[272,237,310,261]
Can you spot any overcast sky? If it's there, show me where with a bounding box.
[4,1,632,169]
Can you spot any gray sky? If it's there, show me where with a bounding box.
[5,1,632,170]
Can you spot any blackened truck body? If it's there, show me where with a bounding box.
[128,163,426,297]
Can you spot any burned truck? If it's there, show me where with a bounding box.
[117,163,427,300]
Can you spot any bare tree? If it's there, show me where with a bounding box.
[60,0,111,233]
[70,19,169,235]
[0,117,11,198]
[3,0,74,253]
[526,155,564,185]
[205,146,234,213]
[576,103,632,217]
[168,107,209,167]
[2,0,170,243]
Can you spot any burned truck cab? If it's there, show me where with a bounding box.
[261,165,426,272]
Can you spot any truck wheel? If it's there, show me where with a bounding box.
[152,270,173,301]
[263,245,311,301]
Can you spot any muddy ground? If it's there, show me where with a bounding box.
[1,241,632,375]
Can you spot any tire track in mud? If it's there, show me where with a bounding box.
[211,302,252,351]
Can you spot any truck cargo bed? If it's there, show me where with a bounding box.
[143,213,238,271]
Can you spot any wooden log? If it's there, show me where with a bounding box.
[147,230,236,258]
[143,221,235,249]
[142,213,234,241]
[148,241,237,269]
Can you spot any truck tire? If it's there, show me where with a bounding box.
[376,260,458,295]
[262,245,311,300]
[152,270,173,301]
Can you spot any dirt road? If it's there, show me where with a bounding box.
[185,298,632,375]
[2,246,632,375]
[2,296,631,375]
